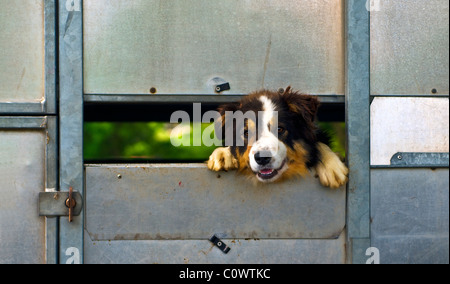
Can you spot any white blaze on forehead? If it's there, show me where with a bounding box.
[251,95,281,156]
[250,95,287,181]
[259,96,276,134]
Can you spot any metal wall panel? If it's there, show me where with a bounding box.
[371,0,449,95]
[84,232,347,264]
[371,169,449,264]
[85,164,346,241]
[83,0,344,95]
[371,97,449,166]
[0,0,45,103]
[0,130,46,263]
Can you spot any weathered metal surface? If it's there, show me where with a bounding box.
[39,191,83,217]
[83,0,344,95]
[85,164,346,241]
[371,169,449,264]
[0,0,45,103]
[0,117,58,263]
[83,94,346,104]
[58,0,84,264]
[345,0,371,246]
[0,130,46,264]
[0,0,56,114]
[390,152,449,168]
[84,231,347,264]
[370,97,450,166]
[371,0,449,95]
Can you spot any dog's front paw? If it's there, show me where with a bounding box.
[315,143,349,189]
[207,147,238,172]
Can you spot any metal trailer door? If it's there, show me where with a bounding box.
[369,0,449,264]
[56,0,352,264]
[0,117,58,263]
[0,0,57,264]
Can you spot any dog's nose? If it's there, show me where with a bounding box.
[254,151,272,166]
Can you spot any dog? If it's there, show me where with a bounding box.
[207,87,348,188]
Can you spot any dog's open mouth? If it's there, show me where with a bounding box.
[256,160,287,181]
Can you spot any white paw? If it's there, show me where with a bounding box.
[207,147,238,172]
[315,143,349,189]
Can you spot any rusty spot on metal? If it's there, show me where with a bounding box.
[66,187,76,223]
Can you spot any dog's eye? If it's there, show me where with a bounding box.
[278,127,286,134]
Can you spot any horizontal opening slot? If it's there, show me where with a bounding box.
[84,103,345,163]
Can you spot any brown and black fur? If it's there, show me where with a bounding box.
[208,87,349,188]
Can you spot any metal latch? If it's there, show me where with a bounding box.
[215,82,231,93]
[208,77,231,93]
[209,234,231,254]
[39,187,82,222]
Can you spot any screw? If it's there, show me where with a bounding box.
[117,174,122,179]
[397,155,403,160]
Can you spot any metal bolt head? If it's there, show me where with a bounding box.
[65,198,76,209]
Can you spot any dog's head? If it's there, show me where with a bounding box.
[217,87,320,183]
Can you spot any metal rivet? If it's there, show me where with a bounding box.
[432,88,438,94]
[217,241,222,246]
[397,155,403,160]
[117,174,122,179]
[150,87,157,94]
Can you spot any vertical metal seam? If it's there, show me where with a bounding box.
[58,0,84,264]
[45,0,57,114]
[345,0,371,263]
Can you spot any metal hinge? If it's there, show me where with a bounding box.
[39,187,82,222]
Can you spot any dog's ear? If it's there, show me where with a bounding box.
[215,102,240,142]
[282,87,320,123]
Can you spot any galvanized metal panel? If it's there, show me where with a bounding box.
[44,0,57,114]
[370,97,450,166]
[58,0,84,264]
[371,169,449,264]
[84,232,347,264]
[0,0,45,103]
[390,152,449,168]
[0,117,58,263]
[371,0,449,95]
[85,164,346,241]
[345,0,371,245]
[83,0,344,95]
[0,130,46,264]
[83,94,346,104]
